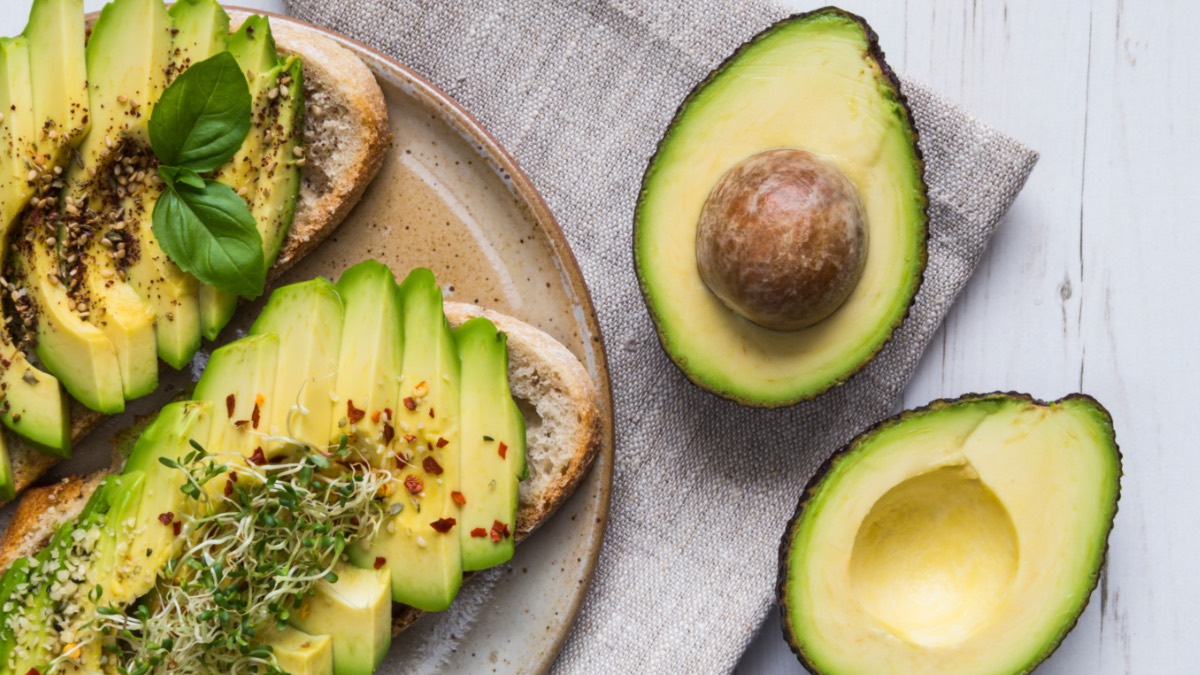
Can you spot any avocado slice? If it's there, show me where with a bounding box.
[259,626,334,675]
[250,278,343,450]
[194,332,280,461]
[200,17,304,341]
[454,317,525,571]
[327,260,403,464]
[778,393,1121,674]
[634,8,927,406]
[352,268,462,611]
[290,562,391,675]
[0,557,33,668]
[84,470,147,606]
[24,0,88,165]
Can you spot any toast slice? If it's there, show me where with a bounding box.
[0,303,603,638]
[2,13,391,504]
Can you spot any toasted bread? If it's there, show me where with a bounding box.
[0,303,603,638]
[1,13,391,504]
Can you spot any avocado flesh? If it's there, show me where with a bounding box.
[327,260,403,466]
[0,558,33,668]
[634,9,926,405]
[250,278,343,452]
[779,393,1121,674]
[259,626,334,675]
[454,317,525,571]
[351,268,462,611]
[24,0,89,164]
[199,18,303,341]
[290,562,391,675]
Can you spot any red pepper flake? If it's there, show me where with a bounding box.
[435,437,449,448]
[395,453,411,468]
[229,471,238,483]
[173,521,182,536]
[225,394,235,418]
[350,517,360,527]
[384,407,393,420]
[374,556,387,570]
[382,422,395,445]
[429,406,435,419]
[249,447,266,465]
[451,491,466,505]
[403,397,416,411]
[347,400,366,424]
[404,475,423,495]
[370,410,382,423]
[234,419,249,428]
[499,442,508,459]
[470,527,487,538]
[27,667,40,675]
[157,512,174,526]
[422,456,443,475]
[251,402,261,429]
[430,518,456,533]
[490,520,511,543]
[403,434,417,443]
[224,479,234,497]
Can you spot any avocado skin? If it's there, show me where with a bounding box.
[632,6,928,407]
[775,392,1122,675]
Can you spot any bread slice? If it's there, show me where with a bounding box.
[0,304,603,639]
[1,13,391,503]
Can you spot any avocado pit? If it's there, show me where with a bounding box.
[695,148,867,331]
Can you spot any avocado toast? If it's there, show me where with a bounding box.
[0,262,602,673]
[0,0,391,501]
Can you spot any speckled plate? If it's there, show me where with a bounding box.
[28,9,615,674]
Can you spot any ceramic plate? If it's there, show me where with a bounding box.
[6,9,614,674]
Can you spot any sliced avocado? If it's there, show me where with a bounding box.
[260,626,333,675]
[7,561,55,673]
[290,562,391,675]
[23,0,88,165]
[194,332,280,461]
[254,54,304,267]
[353,268,462,611]
[122,400,213,598]
[250,278,342,450]
[454,317,524,571]
[84,470,146,606]
[327,260,403,464]
[167,0,230,70]
[634,9,927,406]
[778,393,1121,674]
[0,557,33,669]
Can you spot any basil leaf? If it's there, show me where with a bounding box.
[153,180,265,298]
[149,51,252,172]
[158,165,205,189]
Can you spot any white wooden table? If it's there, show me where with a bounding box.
[4,1,1189,672]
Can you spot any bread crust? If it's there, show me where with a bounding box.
[2,14,391,503]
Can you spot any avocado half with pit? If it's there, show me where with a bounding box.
[778,393,1121,674]
[634,8,927,406]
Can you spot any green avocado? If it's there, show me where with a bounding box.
[454,317,525,571]
[353,268,463,612]
[24,0,89,164]
[194,332,280,466]
[260,626,334,675]
[290,562,391,675]
[634,8,927,406]
[778,393,1121,674]
[0,557,33,669]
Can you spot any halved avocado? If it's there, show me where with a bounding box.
[634,8,926,406]
[778,393,1121,674]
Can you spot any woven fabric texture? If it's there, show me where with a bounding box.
[284,0,1039,670]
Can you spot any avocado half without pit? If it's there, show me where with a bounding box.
[634,8,927,406]
[778,393,1122,674]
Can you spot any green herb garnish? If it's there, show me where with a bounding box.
[149,51,266,299]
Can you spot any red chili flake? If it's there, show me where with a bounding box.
[423,456,443,475]
[229,471,238,483]
[403,434,417,443]
[382,422,395,445]
[249,447,266,465]
[27,667,40,675]
[451,491,466,505]
[370,410,382,423]
[470,528,487,538]
[395,453,411,468]
[403,397,416,411]
[404,475,423,495]
[251,402,262,429]
[225,394,235,418]
[384,407,393,420]
[435,437,449,448]
[374,556,387,570]
[347,400,366,424]
[350,517,360,527]
[430,518,456,533]
[490,520,511,543]
[428,407,435,419]
[173,521,182,536]
[234,419,249,428]
[157,512,174,526]
[224,479,234,497]
[499,442,508,459]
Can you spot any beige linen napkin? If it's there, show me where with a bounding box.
[283,0,1039,671]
